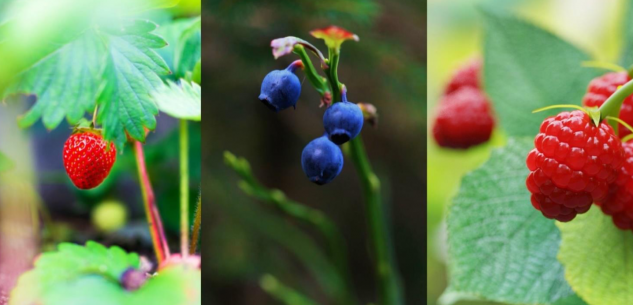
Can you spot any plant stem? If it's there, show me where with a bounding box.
[293,45,331,100]
[600,78,633,131]
[179,120,189,258]
[189,193,201,254]
[134,141,170,265]
[323,46,404,304]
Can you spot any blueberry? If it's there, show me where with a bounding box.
[301,136,344,185]
[258,63,301,112]
[323,93,364,144]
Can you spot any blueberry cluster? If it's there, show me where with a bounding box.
[259,64,364,185]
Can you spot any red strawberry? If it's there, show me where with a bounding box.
[596,141,633,230]
[582,71,633,138]
[526,110,624,221]
[63,130,116,189]
[432,87,495,149]
[444,59,481,94]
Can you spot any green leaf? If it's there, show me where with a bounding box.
[97,19,171,147]
[482,8,599,137]
[557,207,633,305]
[621,0,633,66]
[447,137,574,304]
[174,17,200,78]
[10,241,200,305]
[192,59,201,84]
[8,28,107,129]
[152,79,200,121]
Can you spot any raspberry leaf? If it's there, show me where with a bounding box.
[620,0,633,67]
[152,79,201,121]
[447,137,575,304]
[557,207,633,305]
[482,8,599,137]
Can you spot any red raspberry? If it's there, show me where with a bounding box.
[432,87,495,149]
[595,141,633,230]
[582,71,633,138]
[444,59,481,94]
[63,131,117,189]
[526,110,624,221]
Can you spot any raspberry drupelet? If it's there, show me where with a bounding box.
[596,141,633,230]
[526,110,624,222]
[582,71,633,138]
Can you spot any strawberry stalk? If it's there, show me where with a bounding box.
[179,119,189,258]
[133,141,170,264]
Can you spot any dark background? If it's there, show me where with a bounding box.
[202,0,426,304]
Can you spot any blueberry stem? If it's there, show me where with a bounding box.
[134,141,170,265]
[599,78,633,132]
[293,45,331,101]
[179,119,189,258]
[223,151,355,305]
[324,43,404,305]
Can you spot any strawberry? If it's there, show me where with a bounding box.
[63,130,116,189]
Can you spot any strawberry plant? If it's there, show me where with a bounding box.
[0,0,201,304]
[225,26,403,304]
[440,5,633,305]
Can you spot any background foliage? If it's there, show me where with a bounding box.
[202,0,425,303]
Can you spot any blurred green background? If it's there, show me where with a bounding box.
[427,0,629,304]
[202,0,425,304]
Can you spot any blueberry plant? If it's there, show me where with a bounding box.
[225,26,402,304]
[0,0,201,303]
[441,7,633,305]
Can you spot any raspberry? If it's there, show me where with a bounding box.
[444,59,481,94]
[63,130,117,189]
[432,87,495,149]
[595,141,633,230]
[582,71,633,138]
[526,110,624,221]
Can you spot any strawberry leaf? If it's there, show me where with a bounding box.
[174,17,201,78]
[10,241,201,305]
[310,26,359,51]
[7,28,107,130]
[97,19,170,148]
[153,79,201,121]
[447,137,575,304]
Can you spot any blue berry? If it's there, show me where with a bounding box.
[258,63,302,112]
[323,93,364,144]
[301,136,344,185]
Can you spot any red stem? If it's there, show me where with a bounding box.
[134,141,170,264]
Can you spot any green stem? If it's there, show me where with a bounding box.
[224,152,354,305]
[293,45,331,99]
[180,120,189,258]
[189,192,201,254]
[600,78,633,131]
[323,45,403,304]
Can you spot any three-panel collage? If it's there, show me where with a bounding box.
[1,0,632,304]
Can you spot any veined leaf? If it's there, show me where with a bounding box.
[174,17,200,78]
[97,19,171,147]
[557,207,633,305]
[447,137,574,304]
[482,8,599,137]
[153,79,201,121]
